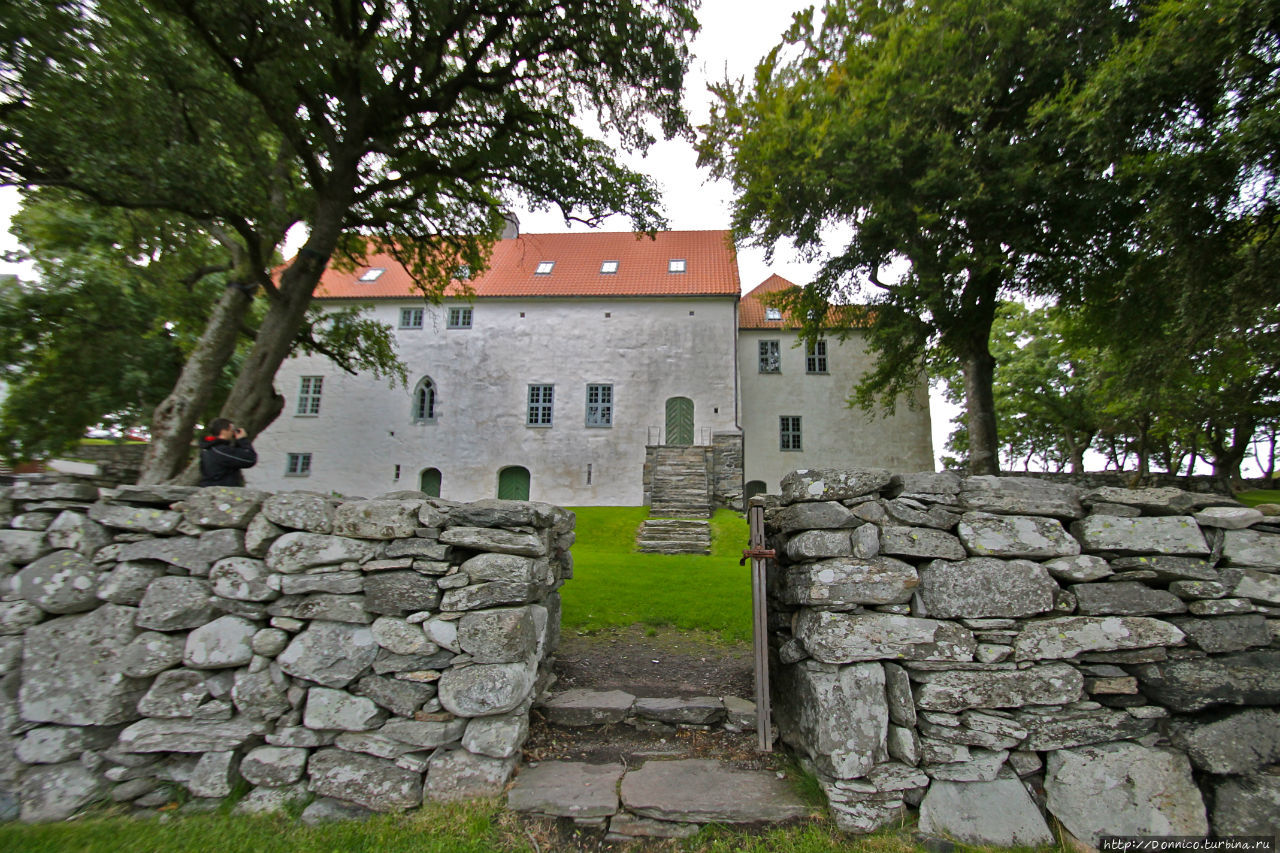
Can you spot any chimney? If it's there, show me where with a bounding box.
[501,212,520,240]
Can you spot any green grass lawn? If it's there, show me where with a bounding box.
[1237,489,1280,508]
[560,507,752,643]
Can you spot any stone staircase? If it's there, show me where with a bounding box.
[648,446,713,518]
[511,688,808,840]
[635,518,711,555]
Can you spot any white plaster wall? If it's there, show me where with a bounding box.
[738,329,934,494]
[252,297,740,505]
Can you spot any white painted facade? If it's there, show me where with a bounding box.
[252,296,740,505]
[738,328,935,495]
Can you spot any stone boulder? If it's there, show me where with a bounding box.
[97,561,168,606]
[878,526,966,561]
[137,669,211,717]
[332,499,423,540]
[303,687,387,731]
[262,491,335,533]
[795,611,976,663]
[13,550,101,614]
[437,660,535,717]
[1132,650,1280,712]
[780,556,918,607]
[264,532,378,573]
[917,557,1058,619]
[1212,774,1280,841]
[1070,516,1209,556]
[1072,581,1187,616]
[276,621,379,689]
[135,577,216,630]
[20,604,146,725]
[1014,616,1185,660]
[960,476,1083,518]
[87,502,183,534]
[19,762,106,822]
[460,553,547,585]
[1171,614,1272,654]
[918,774,1053,847]
[209,557,277,602]
[363,571,441,615]
[457,607,538,663]
[772,660,887,779]
[1045,742,1207,846]
[1220,528,1280,567]
[0,529,52,566]
[447,498,561,529]
[1234,569,1280,606]
[910,662,1083,712]
[183,615,258,669]
[439,527,547,557]
[116,528,245,574]
[307,748,423,812]
[957,512,1080,558]
[183,487,267,528]
[117,717,266,752]
[1167,709,1280,775]
[619,758,809,823]
[463,713,529,759]
[784,529,854,560]
[45,511,112,555]
[423,747,516,802]
[779,468,892,504]
[1081,486,1199,515]
[769,500,860,534]
[239,745,307,787]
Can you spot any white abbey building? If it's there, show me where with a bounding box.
[252,228,933,508]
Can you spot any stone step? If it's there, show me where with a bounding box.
[636,541,711,555]
[507,758,809,836]
[537,688,755,732]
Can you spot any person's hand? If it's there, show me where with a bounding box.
[234,427,247,439]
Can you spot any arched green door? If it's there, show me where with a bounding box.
[419,467,441,497]
[665,397,694,446]
[497,466,530,500]
[744,480,767,503]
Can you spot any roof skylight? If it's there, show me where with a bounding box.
[535,261,555,275]
[765,307,783,321]
[668,259,686,273]
[358,267,385,282]
[600,260,619,274]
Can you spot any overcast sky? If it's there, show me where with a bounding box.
[0,0,962,464]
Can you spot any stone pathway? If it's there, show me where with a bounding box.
[510,689,811,840]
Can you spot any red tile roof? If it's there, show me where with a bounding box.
[313,230,740,299]
[739,274,870,329]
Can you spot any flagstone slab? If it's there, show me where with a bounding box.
[507,761,623,819]
[620,758,807,824]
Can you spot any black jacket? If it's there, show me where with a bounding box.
[198,436,258,487]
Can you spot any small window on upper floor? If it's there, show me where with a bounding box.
[454,264,471,280]
[447,306,472,329]
[806,339,828,374]
[296,376,323,416]
[759,340,781,374]
[358,268,385,282]
[399,307,424,329]
[600,260,619,274]
[535,261,555,275]
[668,259,686,273]
[765,306,783,321]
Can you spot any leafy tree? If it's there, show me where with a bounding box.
[700,0,1131,474]
[937,303,1103,473]
[0,191,230,460]
[3,0,698,482]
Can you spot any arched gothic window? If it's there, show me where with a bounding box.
[413,377,437,423]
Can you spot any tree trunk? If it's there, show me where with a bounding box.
[137,284,254,483]
[961,347,999,475]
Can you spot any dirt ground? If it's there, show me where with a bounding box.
[548,624,755,699]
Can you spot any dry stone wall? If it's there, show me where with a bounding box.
[0,481,573,823]
[765,470,1280,846]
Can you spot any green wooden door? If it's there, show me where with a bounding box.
[497,466,530,500]
[419,468,441,498]
[665,397,694,446]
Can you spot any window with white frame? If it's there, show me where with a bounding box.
[286,453,312,476]
[535,261,555,275]
[586,384,613,427]
[413,377,437,423]
[806,339,828,373]
[600,260,619,274]
[668,259,686,273]
[447,306,472,329]
[399,307,424,329]
[358,267,384,282]
[527,384,554,427]
[780,416,802,451]
[765,306,783,321]
[296,376,323,415]
[758,340,781,373]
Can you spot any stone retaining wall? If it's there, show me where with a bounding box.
[0,481,573,822]
[764,470,1280,846]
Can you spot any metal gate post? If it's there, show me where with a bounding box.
[744,498,774,752]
